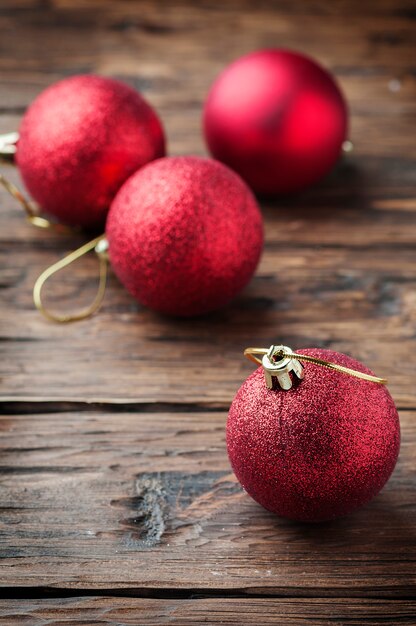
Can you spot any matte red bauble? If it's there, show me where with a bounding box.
[204,49,348,195]
[16,75,165,228]
[106,156,264,316]
[227,348,400,522]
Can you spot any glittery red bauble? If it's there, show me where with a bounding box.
[106,156,263,316]
[204,49,348,195]
[227,349,400,522]
[16,75,165,228]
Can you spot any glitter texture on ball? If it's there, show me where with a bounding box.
[106,156,264,317]
[204,49,348,195]
[16,75,166,228]
[226,348,400,522]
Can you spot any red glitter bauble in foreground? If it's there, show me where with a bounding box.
[16,75,165,228]
[204,49,348,195]
[226,349,400,522]
[106,156,263,317]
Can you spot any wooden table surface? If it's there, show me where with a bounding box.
[1,1,415,624]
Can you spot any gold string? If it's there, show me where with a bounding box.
[244,347,387,385]
[0,173,75,234]
[33,235,108,323]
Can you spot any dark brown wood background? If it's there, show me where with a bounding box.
[0,1,415,624]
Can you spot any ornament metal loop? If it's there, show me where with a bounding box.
[262,345,304,390]
[0,131,18,159]
[342,139,354,154]
[33,235,109,323]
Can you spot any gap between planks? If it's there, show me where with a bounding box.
[2,587,416,601]
[1,399,416,415]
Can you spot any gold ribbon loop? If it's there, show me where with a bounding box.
[33,235,108,323]
[0,173,38,219]
[0,172,75,234]
[244,347,387,385]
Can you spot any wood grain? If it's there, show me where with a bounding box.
[0,409,415,593]
[1,236,415,406]
[0,0,415,623]
[0,597,415,626]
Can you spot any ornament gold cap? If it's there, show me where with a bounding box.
[342,139,354,154]
[244,345,387,388]
[0,131,18,158]
[261,345,304,390]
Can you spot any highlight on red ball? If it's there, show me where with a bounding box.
[203,49,348,196]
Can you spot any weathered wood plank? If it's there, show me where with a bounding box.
[0,597,415,626]
[0,409,414,593]
[0,0,415,77]
[1,237,415,405]
[1,158,416,244]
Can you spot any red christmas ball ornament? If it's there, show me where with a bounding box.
[16,74,165,228]
[106,156,264,316]
[204,49,348,195]
[227,345,400,522]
